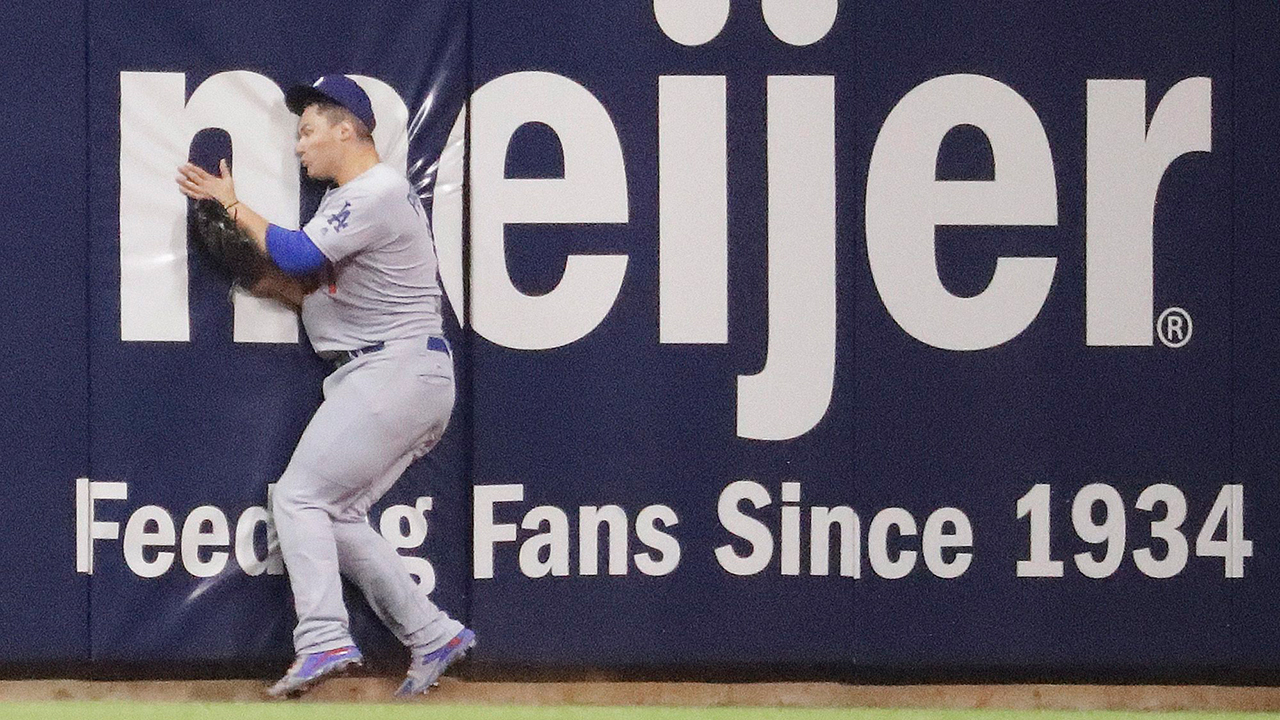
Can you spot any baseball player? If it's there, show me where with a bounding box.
[175,74,474,699]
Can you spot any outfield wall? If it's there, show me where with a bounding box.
[3,0,1279,679]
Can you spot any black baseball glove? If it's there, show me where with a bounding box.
[189,198,270,289]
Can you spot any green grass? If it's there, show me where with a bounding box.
[0,705,1275,720]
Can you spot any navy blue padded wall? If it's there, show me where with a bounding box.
[0,0,91,664]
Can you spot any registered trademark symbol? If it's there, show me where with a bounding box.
[1157,307,1192,348]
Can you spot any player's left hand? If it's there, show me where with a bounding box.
[176,158,238,209]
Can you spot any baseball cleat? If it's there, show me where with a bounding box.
[266,645,363,698]
[395,627,476,698]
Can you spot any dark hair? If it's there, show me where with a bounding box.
[310,100,373,143]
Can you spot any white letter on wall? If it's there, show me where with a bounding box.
[120,71,299,343]
[659,75,728,344]
[432,106,467,327]
[470,71,629,350]
[737,76,836,440]
[1086,78,1211,346]
[866,73,1058,351]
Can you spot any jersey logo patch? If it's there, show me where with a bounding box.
[327,201,352,232]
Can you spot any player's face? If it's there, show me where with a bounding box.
[295,105,341,180]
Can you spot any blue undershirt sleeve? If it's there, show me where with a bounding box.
[265,224,327,276]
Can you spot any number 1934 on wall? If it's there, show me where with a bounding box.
[1017,483,1251,579]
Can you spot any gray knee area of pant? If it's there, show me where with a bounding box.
[275,467,369,522]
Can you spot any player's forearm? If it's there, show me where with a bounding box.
[227,203,326,278]
[227,202,270,254]
[248,266,312,312]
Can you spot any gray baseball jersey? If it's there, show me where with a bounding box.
[301,162,444,353]
[272,161,463,657]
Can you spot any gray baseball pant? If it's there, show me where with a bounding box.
[272,336,464,655]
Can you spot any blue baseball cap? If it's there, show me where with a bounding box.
[286,74,377,131]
